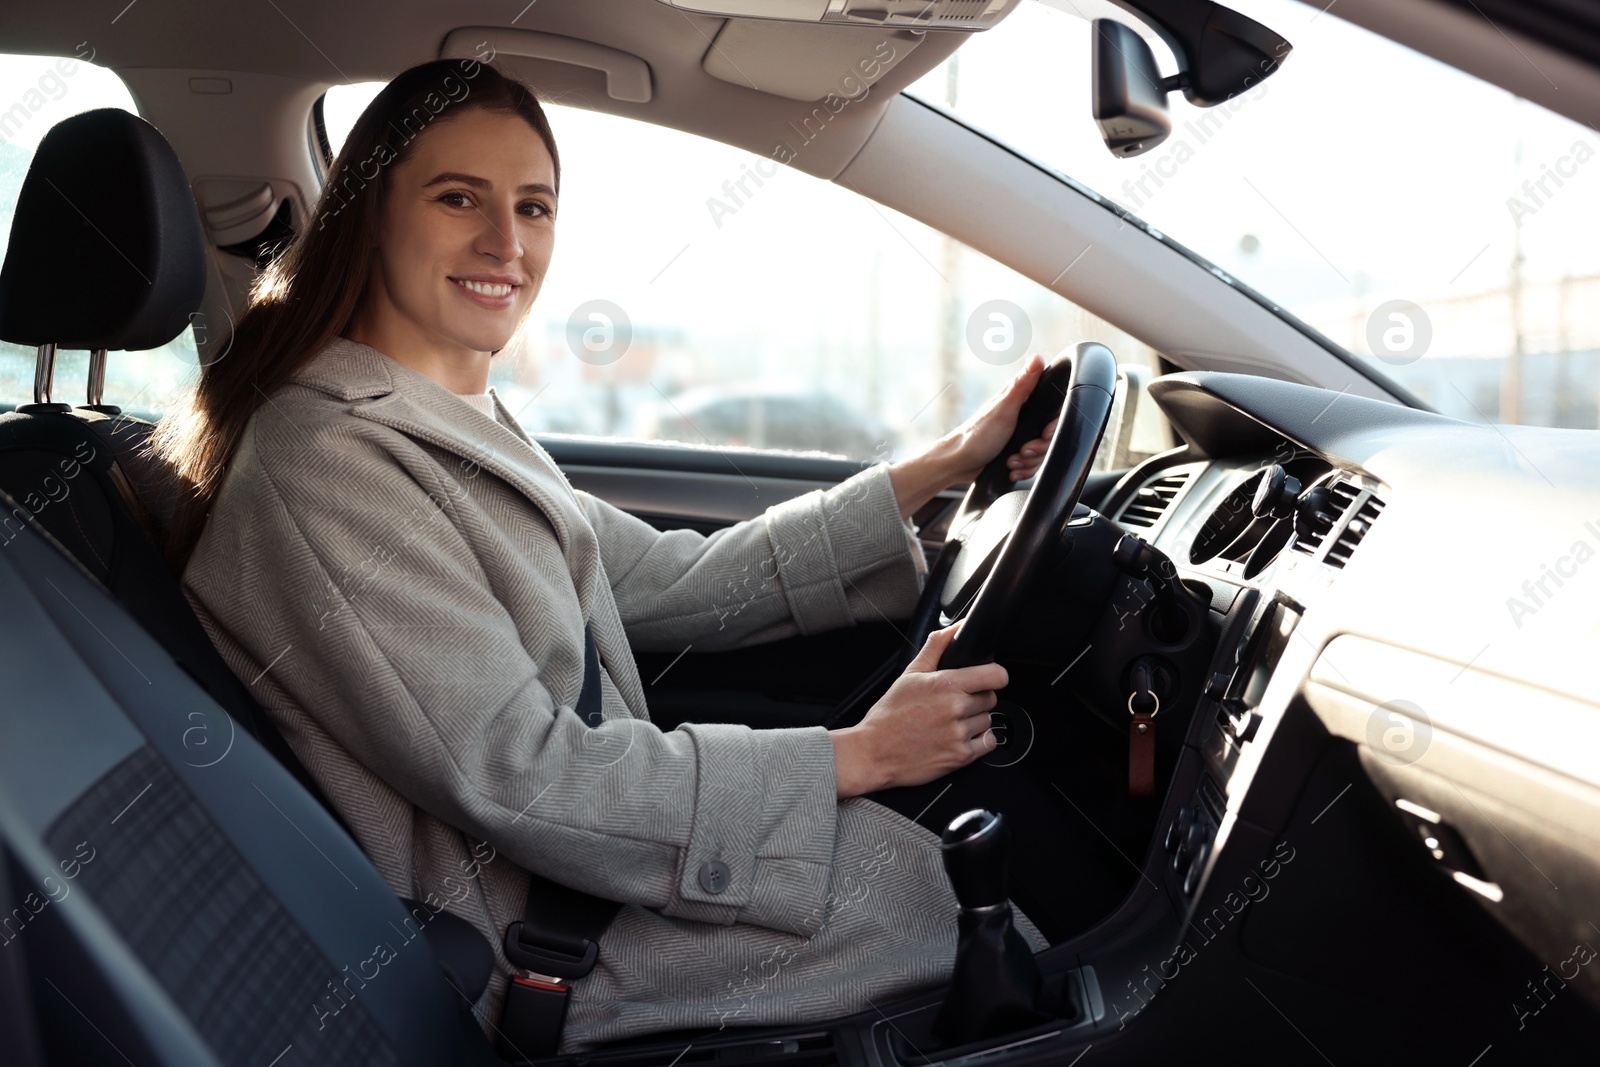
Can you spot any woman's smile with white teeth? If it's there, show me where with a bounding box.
[452,278,515,297]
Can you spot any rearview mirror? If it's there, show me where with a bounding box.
[1092,19,1171,158]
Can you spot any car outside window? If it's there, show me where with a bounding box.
[0,51,200,417]
[323,82,1172,466]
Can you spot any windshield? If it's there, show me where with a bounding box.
[907,0,1600,431]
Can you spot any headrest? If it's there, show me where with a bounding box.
[0,108,206,351]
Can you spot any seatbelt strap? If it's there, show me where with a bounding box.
[497,623,623,1059]
[577,621,602,727]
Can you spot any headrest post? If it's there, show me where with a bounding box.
[87,348,109,406]
[33,343,57,405]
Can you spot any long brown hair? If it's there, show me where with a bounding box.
[151,58,561,570]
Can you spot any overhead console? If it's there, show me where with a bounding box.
[650,0,1021,101]
[655,0,1022,31]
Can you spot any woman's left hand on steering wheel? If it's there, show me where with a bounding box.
[889,354,1060,521]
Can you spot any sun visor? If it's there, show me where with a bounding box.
[700,20,923,101]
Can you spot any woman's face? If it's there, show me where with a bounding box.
[362,107,557,362]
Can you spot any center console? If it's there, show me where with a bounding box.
[1165,590,1302,904]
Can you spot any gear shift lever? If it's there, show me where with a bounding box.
[932,810,1053,1046]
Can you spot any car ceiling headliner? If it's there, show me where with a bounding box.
[0,0,973,105]
[3,0,710,82]
[6,0,1597,138]
[1,0,974,184]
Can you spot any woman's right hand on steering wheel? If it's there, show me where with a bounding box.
[830,624,1007,799]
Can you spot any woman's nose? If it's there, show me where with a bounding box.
[474,203,523,262]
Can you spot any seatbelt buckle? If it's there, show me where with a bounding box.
[496,923,598,1057]
[502,920,600,978]
[497,971,572,1059]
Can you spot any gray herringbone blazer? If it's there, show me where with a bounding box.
[184,338,1041,1051]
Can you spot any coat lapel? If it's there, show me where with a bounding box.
[288,337,650,722]
[292,337,591,562]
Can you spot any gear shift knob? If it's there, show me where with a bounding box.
[941,809,1009,909]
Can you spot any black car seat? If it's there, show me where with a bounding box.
[0,109,504,1063]
[0,492,503,1067]
[0,108,334,811]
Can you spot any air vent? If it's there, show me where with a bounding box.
[1325,493,1384,569]
[1293,478,1359,555]
[1119,470,1192,528]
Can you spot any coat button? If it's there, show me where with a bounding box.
[698,860,731,895]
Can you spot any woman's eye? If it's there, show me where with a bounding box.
[519,200,553,219]
[439,191,471,207]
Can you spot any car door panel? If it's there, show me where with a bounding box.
[540,436,1125,729]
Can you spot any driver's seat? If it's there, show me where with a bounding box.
[0,109,509,1064]
[0,107,336,806]
[0,480,506,1065]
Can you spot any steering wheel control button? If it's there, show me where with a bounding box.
[697,860,731,895]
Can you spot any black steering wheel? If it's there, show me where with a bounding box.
[925,342,1119,669]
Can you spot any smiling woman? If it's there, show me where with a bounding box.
[342,111,559,394]
[149,58,562,567]
[160,56,1069,1056]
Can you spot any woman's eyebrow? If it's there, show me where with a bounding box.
[423,172,556,197]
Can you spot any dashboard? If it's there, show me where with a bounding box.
[1071,370,1600,1047]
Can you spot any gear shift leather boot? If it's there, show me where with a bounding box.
[932,809,1055,1046]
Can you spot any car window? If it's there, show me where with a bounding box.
[320,80,379,164]
[321,82,1171,465]
[0,51,200,417]
[906,0,1600,431]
